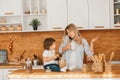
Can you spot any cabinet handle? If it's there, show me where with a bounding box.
[53,27,62,29]
[95,26,104,28]
[77,27,83,29]
[114,26,120,28]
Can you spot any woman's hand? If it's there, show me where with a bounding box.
[62,41,71,52]
[90,35,99,54]
[86,56,93,62]
[65,41,71,50]
[91,36,99,44]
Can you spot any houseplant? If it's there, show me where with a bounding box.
[29,18,41,30]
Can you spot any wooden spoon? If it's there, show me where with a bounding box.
[109,52,115,63]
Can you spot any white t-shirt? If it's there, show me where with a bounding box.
[43,49,58,65]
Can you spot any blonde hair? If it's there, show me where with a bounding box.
[63,24,83,45]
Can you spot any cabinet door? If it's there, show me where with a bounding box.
[47,0,67,30]
[88,0,110,29]
[0,69,3,80]
[67,0,89,29]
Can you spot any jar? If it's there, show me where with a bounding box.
[8,25,15,31]
[25,58,32,73]
[1,26,7,31]
[81,64,88,73]
[46,66,51,72]
[33,59,38,66]
[16,25,22,31]
[115,9,119,14]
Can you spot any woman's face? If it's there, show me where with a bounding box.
[66,29,75,38]
[50,42,56,50]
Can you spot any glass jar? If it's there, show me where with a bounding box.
[8,25,15,31]
[1,26,7,31]
[81,64,88,73]
[16,25,22,31]
[46,66,51,72]
[25,58,32,73]
[33,59,38,66]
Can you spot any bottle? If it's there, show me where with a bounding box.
[25,58,32,73]
[33,59,38,66]
[46,66,51,72]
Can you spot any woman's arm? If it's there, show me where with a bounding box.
[90,36,99,54]
[61,41,71,53]
[86,36,99,61]
[59,36,71,54]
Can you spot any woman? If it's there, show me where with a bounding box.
[59,24,97,71]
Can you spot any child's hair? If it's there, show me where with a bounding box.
[43,38,55,50]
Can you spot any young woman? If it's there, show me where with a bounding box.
[42,38,67,72]
[59,24,98,71]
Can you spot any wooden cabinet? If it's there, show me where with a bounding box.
[0,68,20,80]
[47,0,67,30]
[0,0,118,31]
[0,69,3,80]
[88,0,110,29]
[67,0,89,29]
[47,0,111,30]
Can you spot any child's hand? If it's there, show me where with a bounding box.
[52,54,59,60]
[56,54,60,58]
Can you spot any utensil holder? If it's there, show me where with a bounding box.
[105,62,112,73]
[93,62,103,72]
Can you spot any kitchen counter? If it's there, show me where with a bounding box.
[0,64,24,69]
[0,64,24,80]
[8,64,120,79]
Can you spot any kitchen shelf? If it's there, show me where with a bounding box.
[0,22,22,25]
[0,0,47,31]
[23,13,47,16]
[0,15,22,17]
[114,1,120,4]
[114,24,120,26]
[114,14,120,16]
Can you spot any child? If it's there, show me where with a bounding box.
[42,38,67,72]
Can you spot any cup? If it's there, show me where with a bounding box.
[105,63,112,73]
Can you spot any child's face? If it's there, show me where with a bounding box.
[50,42,56,50]
[66,29,75,39]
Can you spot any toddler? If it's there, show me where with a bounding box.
[42,38,67,72]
